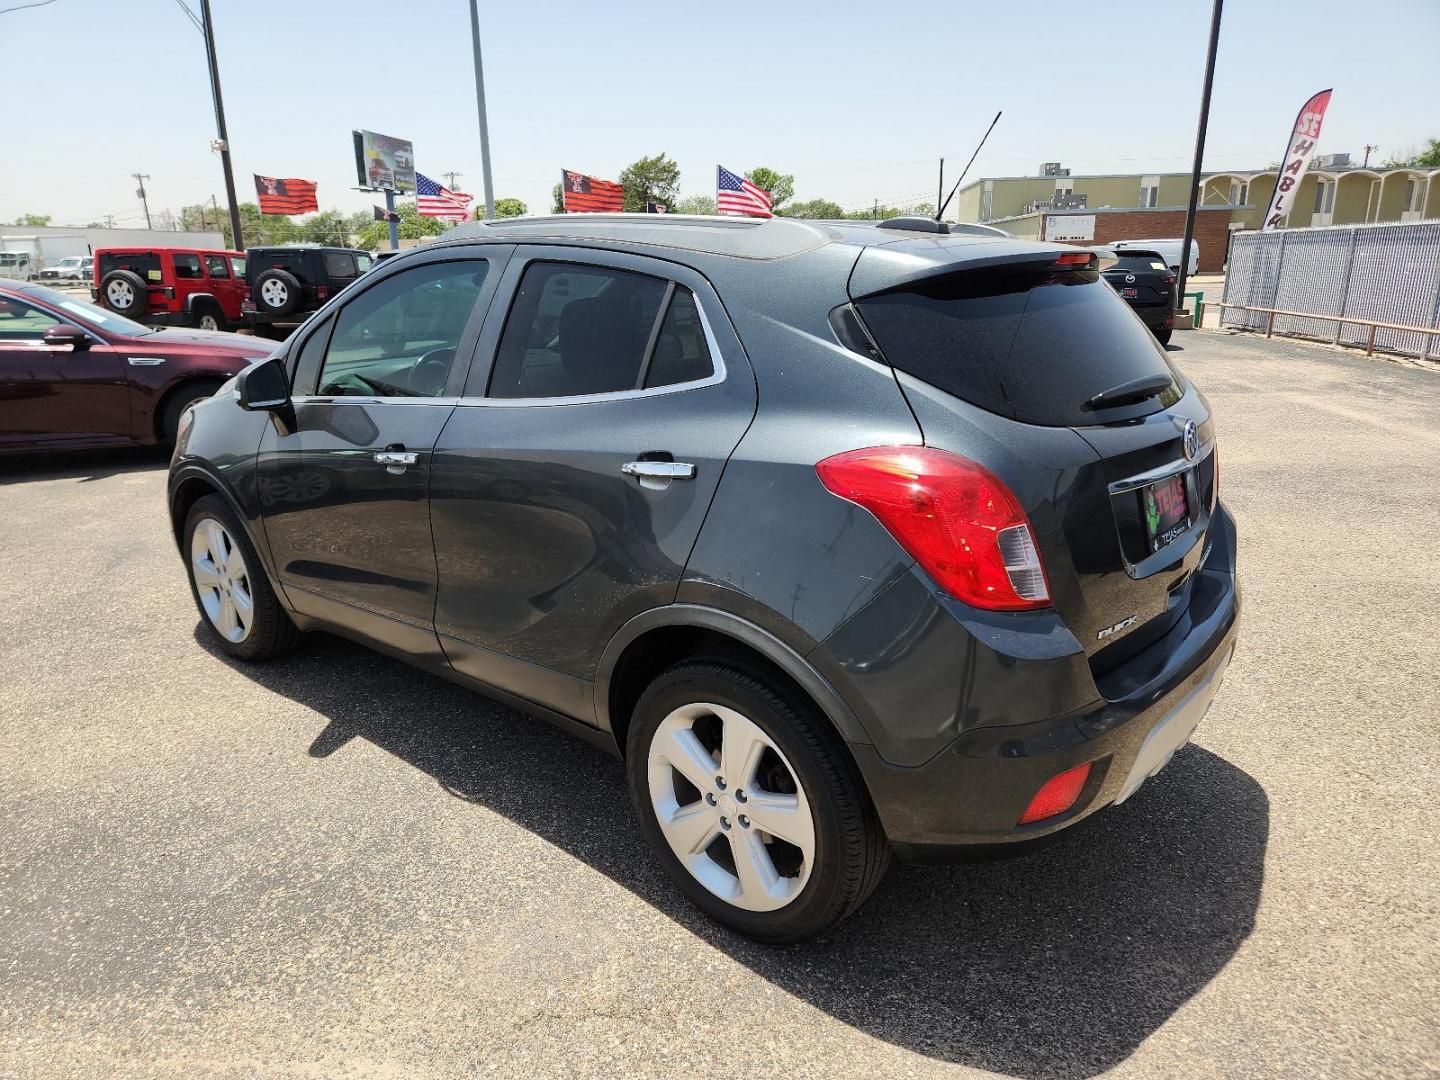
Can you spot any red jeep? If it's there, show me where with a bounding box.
[93,247,248,332]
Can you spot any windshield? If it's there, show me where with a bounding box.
[20,283,157,336]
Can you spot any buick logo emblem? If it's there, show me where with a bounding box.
[1182,420,1199,461]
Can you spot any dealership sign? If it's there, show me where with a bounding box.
[1045,214,1095,242]
[353,129,416,194]
[1262,89,1333,230]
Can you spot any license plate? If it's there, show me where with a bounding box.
[1121,287,1139,298]
[1143,473,1190,552]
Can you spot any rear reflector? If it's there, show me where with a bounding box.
[1018,762,1092,824]
[815,446,1051,611]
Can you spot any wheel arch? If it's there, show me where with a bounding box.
[597,605,873,761]
[152,376,228,442]
[182,291,220,315]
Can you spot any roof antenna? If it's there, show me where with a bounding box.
[936,110,1002,221]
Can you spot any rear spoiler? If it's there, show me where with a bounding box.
[848,238,1098,300]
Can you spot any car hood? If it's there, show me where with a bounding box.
[143,327,273,356]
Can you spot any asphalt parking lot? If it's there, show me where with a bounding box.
[2,329,1437,1079]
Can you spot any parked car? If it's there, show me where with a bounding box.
[0,251,35,281]
[0,280,271,453]
[1101,247,1177,344]
[1110,238,1199,277]
[169,215,1237,943]
[94,247,248,331]
[37,255,93,282]
[242,246,373,339]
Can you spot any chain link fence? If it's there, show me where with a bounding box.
[1222,221,1440,359]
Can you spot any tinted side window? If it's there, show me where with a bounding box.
[488,261,667,399]
[0,297,60,340]
[99,252,160,279]
[856,268,1178,427]
[323,252,357,279]
[205,255,230,278]
[315,259,488,398]
[172,254,203,280]
[644,287,714,388]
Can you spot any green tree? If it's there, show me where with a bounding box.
[619,153,680,211]
[552,183,566,213]
[843,201,935,221]
[1384,137,1440,168]
[673,195,716,215]
[13,213,50,227]
[745,167,794,213]
[299,210,351,247]
[781,198,845,219]
[474,197,526,220]
[353,201,449,251]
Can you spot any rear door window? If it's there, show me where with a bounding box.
[204,255,230,278]
[855,266,1179,427]
[172,254,203,280]
[323,251,358,280]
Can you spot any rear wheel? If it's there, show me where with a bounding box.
[99,269,147,316]
[192,302,226,332]
[626,658,889,943]
[1154,325,1173,345]
[183,495,299,660]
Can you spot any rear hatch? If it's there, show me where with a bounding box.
[848,243,1218,675]
[1101,250,1175,309]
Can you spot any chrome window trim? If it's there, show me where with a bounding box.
[467,283,727,408]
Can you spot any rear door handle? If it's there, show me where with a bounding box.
[621,461,695,480]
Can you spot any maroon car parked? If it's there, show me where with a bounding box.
[0,281,272,453]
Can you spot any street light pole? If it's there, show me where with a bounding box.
[199,0,244,250]
[468,0,496,220]
[1178,0,1223,311]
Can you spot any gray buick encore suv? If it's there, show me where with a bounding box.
[169,214,1238,943]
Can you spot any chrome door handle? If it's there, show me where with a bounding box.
[373,450,419,466]
[621,461,695,480]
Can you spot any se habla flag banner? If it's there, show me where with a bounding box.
[1261,89,1333,230]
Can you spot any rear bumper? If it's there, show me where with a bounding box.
[851,504,1240,856]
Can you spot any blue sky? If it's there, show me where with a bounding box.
[4,0,1438,226]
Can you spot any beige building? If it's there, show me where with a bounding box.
[951,161,1440,232]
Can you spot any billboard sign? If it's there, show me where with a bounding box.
[353,129,415,193]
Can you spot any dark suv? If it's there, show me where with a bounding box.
[1101,247,1177,344]
[243,246,373,338]
[169,215,1238,943]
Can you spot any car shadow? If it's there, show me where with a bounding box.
[200,628,1267,1079]
[0,446,170,485]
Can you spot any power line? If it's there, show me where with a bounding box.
[0,0,61,14]
[170,0,202,32]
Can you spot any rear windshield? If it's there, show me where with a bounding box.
[855,267,1179,427]
[249,251,306,281]
[99,252,161,279]
[1110,253,1169,273]
[323,251,358,279]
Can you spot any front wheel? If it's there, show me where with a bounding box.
[183,495,299,660]
[626,658,889,943]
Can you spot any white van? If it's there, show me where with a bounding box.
[1110,238,1199,277]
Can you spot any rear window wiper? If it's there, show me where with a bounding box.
[1086,373,1173,410]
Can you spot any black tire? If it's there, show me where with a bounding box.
[183,494,299,661]
[1155,325,1174,345]
[254,269,301,317]
[159,379,223,444]
[99,269,148,316]
[191,300,227,332]
[626,657,890,943]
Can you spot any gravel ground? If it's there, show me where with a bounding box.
[2,330,1437,1079]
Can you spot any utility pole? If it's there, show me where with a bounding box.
[133,173,152,229]
[467,0,496,220]
[1362,143,1379,168]
[199,0,244,251]
[937,158,944,220]
[442,171,463,191]
[1177,0,1223,310]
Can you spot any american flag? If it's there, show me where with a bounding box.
[716,165,773,218]
[416,172,472,222]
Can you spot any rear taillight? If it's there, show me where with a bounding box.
[815,446,1051,611]
[1018,762,1092,824]
[315,286,330,301]
[1164,274,1177,286]
[1053,251,1094,267]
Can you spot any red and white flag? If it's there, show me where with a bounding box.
[1261,89,1333,230]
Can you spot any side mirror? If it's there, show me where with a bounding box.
[234,357,295,430]
[42,324,91,351]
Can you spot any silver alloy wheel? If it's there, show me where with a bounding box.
[106,279,134,308]
[647,702,816,912]
[190,518,254,643]
[260,279,288,308]
[198,312,220,330]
